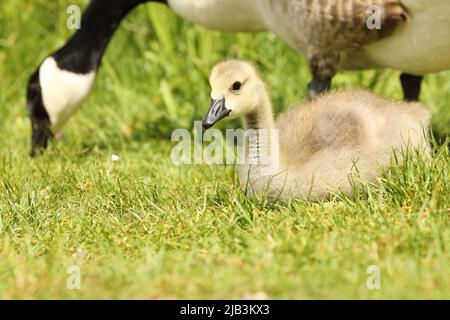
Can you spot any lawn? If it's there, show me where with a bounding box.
[0,1,449,299]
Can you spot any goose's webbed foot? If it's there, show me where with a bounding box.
[400,73,423,102]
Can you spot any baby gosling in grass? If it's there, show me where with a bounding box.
[203,60,431,201]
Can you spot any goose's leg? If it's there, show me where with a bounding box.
[27,0,167,156]
[400,73,423,102]
[306,50,338,99]
[307,76,332,99]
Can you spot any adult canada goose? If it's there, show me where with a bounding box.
[203,60,430,200]
[27,0,450,155]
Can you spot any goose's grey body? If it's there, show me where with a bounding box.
[169,0,450,75]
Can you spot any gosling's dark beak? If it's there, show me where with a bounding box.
[202,96,231,129]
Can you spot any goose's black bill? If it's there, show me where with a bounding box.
[202,97,231,129]
[27,70,53,157]
[30,124,52,157]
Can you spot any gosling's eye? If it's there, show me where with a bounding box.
[232,81,242,91]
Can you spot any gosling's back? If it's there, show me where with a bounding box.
[271,91,430,199]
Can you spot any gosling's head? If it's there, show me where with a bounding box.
[203,60,265,129]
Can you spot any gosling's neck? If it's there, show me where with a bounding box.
[242,90,279,170]
[242,90,275,131]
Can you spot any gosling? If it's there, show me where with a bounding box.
[202,60,431,201]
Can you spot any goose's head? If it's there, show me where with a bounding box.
[203,60,265,129]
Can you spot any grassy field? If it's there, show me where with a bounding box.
[0,0,449,299]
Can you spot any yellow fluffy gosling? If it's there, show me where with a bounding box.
[202,60,431,201]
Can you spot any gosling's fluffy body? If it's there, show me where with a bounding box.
[271,91,430,199]
[209,61,431,200]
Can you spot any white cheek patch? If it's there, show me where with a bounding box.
[39,57,96,131]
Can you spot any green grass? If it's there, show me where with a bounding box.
[0,1,449,299]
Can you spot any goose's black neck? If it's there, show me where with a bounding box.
[53,0,167,74]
